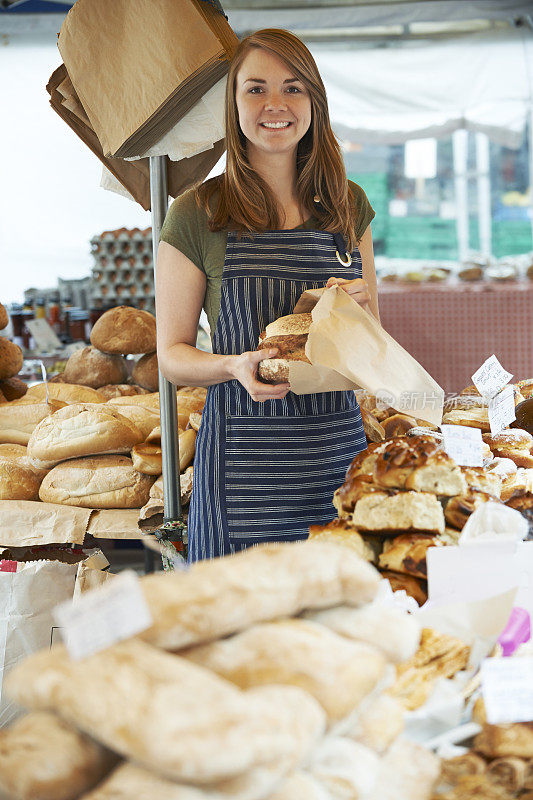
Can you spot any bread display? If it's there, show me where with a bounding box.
[90,306,156,355]
[0,397,65,445]
[0,337,23,380]
[27,381,105,405]
[132,351,159,392]
[39,454,156,508]
[257,312,313,384]
[0,375,27,401]
[27,403,144,469]
[62,346,128,388]
[0,711,118,800]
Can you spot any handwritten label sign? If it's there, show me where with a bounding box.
[441,425,484,467]
[472,355,513,400]
[54,570,152,660]
[481,657,533,724]
[25,318,61,353]
[488,385,516,435]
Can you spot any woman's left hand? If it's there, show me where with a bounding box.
[326,276,370,308]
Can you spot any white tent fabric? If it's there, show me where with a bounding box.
[312,30,533,147]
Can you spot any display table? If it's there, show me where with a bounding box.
[378,280,533,393]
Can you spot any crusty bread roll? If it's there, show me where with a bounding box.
[257,312,313,384]
[27,403,144,469]
[62,346,128,389]
[0,456,43,500]
[383,413,417,438]
[474,723,533,759]
[0,302,7,330]
[90,306,156,355]
[0,338,23,380]
[353,491,446,534]
[184,619,387,726]
[145,428,196,472]
[0,711,118,800]
[372,436,467,496]
[378,533,438,578]
[96,384,149,400]
[442,407,490,431]
[27,382,104,405]
[6,640,326,785]
[444,489,501,530]
[380,570,428,606]
[139,541,381,651]
[188,411,202,432]
[131,443,162,475]
[308,518,375,562]
[483,429,533,468]
[132,352,159,392]
[39,454,156,508]
[0,398,65,445]
[0,376,27,401]
[107,404,160,441]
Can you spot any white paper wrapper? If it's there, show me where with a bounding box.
[459,502,529,544]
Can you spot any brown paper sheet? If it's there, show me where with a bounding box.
[87,509,145,540]
[292,286,444,426]
[47,64,225,211]
[57,0,238,158]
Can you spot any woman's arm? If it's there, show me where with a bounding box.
[155,241,291,400]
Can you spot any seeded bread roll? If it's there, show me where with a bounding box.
[27,382,105,405]
[63,346,128,389]
[0,338,23,381]
[27,403,144,469]
[90,306,156,355]
[0,303,8,330]
[0,376,27,401]
[39,454,156,508]
[132,352,159,392]
[0,398,65,446]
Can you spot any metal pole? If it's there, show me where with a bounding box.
[453,129,469,263]
[475,132,492,258]
[147,155,182,571]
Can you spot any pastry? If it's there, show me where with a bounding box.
[378,533,438,578]
[442,408,490,432]
[444,489,502,530]
[308,517,376,561]
[372,436,467,496]
[380,570,428,606]
[353,491,446,534]
[474,723,533,759]
[483,429,533,468]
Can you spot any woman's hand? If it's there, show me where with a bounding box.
[326,276,371,309]
[231,349,291,402]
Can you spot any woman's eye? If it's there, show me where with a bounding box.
[248,86,263,94]
[286,86,302,93]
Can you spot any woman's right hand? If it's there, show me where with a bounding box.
[231,349,291,402]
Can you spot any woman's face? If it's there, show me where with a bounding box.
[235,48,312,159]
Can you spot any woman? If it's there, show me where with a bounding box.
[156,28,379,561]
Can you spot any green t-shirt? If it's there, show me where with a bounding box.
[160,179,374,333]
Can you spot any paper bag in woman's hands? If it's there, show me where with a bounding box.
[292,286,444,426]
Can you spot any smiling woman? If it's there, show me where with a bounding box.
[156,29,378,561]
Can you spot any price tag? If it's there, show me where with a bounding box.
[488,385,516,435]
[472,355,513,400]
[441,425,484,467]
[54,570,152,660]
[25,318,62,353]
[481,657,533,724]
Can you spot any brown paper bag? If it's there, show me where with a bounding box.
[292,286,444,426]
[57,0,238,158]
[47,65,225,211]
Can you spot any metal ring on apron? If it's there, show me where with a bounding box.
[335,250,352,266]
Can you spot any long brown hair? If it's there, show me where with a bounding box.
[196,28,358,249]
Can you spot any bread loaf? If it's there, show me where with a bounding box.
[308,518,376,562]
[0,398,65,445]
[6,640,326,785]
[0,711,117,800]
[139,541,381,650]
[353,491,446,534]
[92,384,149,400]
[444,489,501,529]
[27,403,144,469]
[27,381,105,404]
[0,455,43,500]
[0,302,7,330]
[184,619,387,725]
[379,533,438,578]
[373,437,467,496]
[132,352,159,392]
[106,403,160,440]
[380,570,428,606]
[257,312,313,384]
[131,443,162,475]
[0,375,27,401]
[91,306,156,355]
[0,337,23,380]
[39,454,156,508]
[63,346,128,388]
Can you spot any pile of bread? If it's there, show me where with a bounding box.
[0,306,205,515]
[0,539,442,800]
[0,302,28,404]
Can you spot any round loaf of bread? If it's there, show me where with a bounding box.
[39,454,156,508]
[0,399,65,446]
[264,312,313,338]
[90,306,156,355]
[27,403,144,470]
[0,303,8,330]
[97,384,149,400]
[132,352,159,392]
[62,347,128,389]
[0,338,23,381]
[0,456,42,500]
[257,313,313,384]
[0,377,27,402]
[27,382,104,405]
[483,429,533,451]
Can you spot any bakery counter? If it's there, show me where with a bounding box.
[378,279,533,393]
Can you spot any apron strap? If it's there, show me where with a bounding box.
[313,195,352,266]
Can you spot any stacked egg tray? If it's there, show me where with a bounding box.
[89,227,155,314]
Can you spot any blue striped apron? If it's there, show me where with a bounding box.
[187,228,367,561]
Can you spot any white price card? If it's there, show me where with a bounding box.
[25,318,61,353]
[481,657,533,724]
[472,355,513,400]
[488,385,516,435]
[441,425,484,467]
[54,570,152,661]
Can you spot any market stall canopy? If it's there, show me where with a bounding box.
[311,29,533,147]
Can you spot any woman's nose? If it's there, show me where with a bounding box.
[264,92,288,112]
